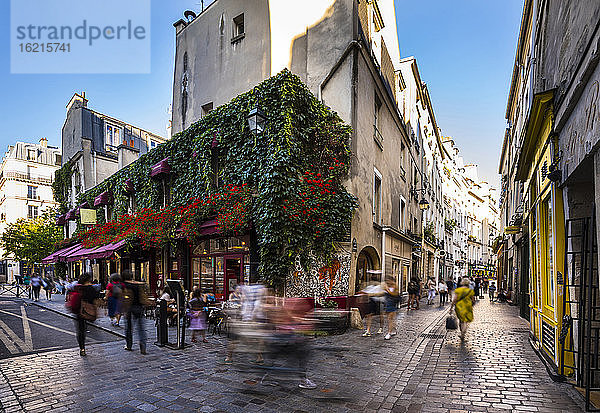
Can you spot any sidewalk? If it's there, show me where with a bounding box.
[0,293,586,412]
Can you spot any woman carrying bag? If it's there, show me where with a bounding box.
[451,278,475,340]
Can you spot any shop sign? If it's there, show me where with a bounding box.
[504,226,521,234]
[80,208,97,225]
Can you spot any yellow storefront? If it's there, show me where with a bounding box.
[516,91,569,370]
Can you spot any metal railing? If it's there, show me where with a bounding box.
[0,283,31,298]
[0,171,53,185]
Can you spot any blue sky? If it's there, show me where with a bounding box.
[0,0,522,188]
[395,0,523,187]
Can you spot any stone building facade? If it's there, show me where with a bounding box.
[501,0,600,392]
[171,0,424,297]
[0,139,61,282]
[61,92,166,238]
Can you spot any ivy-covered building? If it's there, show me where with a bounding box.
[171,0,428,301]
[48,70,357,299]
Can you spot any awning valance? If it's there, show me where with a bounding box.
[150,158,171,177]
[66,239,127,262]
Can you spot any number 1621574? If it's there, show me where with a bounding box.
[19,43,71,53]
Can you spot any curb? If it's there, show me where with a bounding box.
[27,300,126,339]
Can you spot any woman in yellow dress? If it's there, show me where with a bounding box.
[451,278,475,340]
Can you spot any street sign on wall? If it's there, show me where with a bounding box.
[80,208,97,225]
[504,226,521,234]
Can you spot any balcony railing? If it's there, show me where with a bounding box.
[1,171,53,185]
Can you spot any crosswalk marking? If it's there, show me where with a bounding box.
[0,322,19,354]
[0,319,30,352]
[21,306,33,350]
[0,309,75,336]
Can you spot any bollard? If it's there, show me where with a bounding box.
[156,299,168,346]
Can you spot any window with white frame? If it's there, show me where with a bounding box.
[232,13,244,42]
[27,185,37,200]
[105,124,122,152]
[373,169,382,225]
[27,205,38,219]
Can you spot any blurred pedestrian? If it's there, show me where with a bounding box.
[488,282,496,302]
[407,277,420,310]
[451,278,475,340]
[361,275,385,336]
[474,277,481,299]
[30,274,42,301]
[427,277,436,305]
[188,287,208,343]
[43,276,54,300]
[105,273,125,327]
[438,280,448,305]
[122,270,149,354]
[383,277,400,340]
[67,272,99,356]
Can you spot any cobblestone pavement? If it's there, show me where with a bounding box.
[0,296,585,413]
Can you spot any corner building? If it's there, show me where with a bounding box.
[171,0,426,298]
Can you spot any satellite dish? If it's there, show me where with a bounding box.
[184,10,197,22]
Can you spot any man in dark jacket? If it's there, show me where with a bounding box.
[122,270,148,354]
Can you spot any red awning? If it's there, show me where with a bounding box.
[65,209,76,220]
[198,218,219,236]
[150,158,171,177]
[94,191,112,207]
[66,239,128,262]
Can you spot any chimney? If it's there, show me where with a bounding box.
[66,92,88,113]
[39,138,48,148]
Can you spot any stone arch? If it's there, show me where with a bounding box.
[355,246,381,293]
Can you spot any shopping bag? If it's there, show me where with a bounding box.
[446,315,458,330]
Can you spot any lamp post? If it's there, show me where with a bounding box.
[246,106,267,284]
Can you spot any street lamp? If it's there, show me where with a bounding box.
[246,107,267,136]
[418,198,430,210]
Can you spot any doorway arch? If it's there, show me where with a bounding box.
[355,246,381,292]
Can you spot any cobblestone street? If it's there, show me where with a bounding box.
[0,297,584,413]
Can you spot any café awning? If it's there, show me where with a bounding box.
[150,158,171,177]
[66,239,127,262]
[41,243,82,264]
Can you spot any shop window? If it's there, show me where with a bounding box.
[542,197,555,308]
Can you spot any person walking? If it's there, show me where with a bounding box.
[122,270,148,354]
[426,277,436,305]
[438,280,448,305]
[105,273,125,327]
[488,282,497,302]
[67,273,99,356]
[361,275,385,336]
[30,274,42,302]
[383,277,400,340]
[407,277,420,310]
[43,276,54,300]
[188,287,208,343]
[451,278,475,340]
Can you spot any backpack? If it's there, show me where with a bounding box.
[408,281,419,292]
[111,283,123,299]
[66,291,81,314]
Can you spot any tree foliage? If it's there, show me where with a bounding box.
[1,210,63,270]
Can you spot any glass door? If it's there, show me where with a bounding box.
[225,256,242,298]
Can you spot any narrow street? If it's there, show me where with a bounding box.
[0,296,583,412]
[0,297,119,360]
